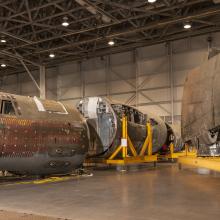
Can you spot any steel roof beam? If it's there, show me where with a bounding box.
[22,6,220,55]
[2,0,214,53]
[0,51,40,67]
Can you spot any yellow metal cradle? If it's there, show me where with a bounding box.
[157,143,197,161]
[105,116,157,165]
[178,156,220,172]
[178,144,220,172]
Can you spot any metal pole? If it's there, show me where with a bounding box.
[19,59,40,92]
[40,65,46,99]
[122,116,128,158]
[207,35,212,55]
[56,66,61,100]
[134,49,138,108]
[79,61,85,98]
[106,55,110,98]
[16,73,21,94]
[147,123,153,156]
[168,42,174,124]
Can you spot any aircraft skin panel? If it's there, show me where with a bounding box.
[77,97,182,158]
[182,54,220,147]
[213,54,220,128]
[0,92,89,175]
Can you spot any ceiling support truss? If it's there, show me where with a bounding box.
[0,0,219,75]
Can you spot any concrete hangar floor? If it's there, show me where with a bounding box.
[0,164,219,220]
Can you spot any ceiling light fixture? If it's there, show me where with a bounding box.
[62,17,69,27]
[108,40,115,46]
[0,39,6,43]
[184,23,192,29]
[148,0,157,3]
[0,35,7,44]
[1,63,7,68]
[49,53,55,58]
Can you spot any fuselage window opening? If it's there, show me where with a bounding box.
[1,100,16,115]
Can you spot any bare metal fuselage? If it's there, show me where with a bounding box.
[182,53,220,155]
[0,92,89,175]
[77,97,182,158]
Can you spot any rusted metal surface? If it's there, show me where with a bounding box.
[182,53,220,155]
[0,92,89,175]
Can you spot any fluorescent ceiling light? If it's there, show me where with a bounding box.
[1,63,7,67]
[49,53,55,58]
[0,39,6,43]
[108,40,115,46]
[62,17,69,27]
[184,23,192,29]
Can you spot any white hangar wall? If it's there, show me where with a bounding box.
[1,33,220,123]
[55,33,218,123]
[0,67,58,100]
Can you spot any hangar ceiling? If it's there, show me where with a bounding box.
[0,0,220,74]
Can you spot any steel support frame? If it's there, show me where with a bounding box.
[55,37,198,120]
[178,156,220,172]
[19,58,40,91]
[40,65,46,99]
[1,0,220,71]
[106,51,171,114]
[105,55,110,98]
[134,49,139,108]
[79,61,85,98]
[0,50,46,99]
[157,143,197,161]
[20,59,46,99]
[106,116,157,165]
[168,42,174,124]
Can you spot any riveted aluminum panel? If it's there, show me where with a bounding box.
[0,92,89,175]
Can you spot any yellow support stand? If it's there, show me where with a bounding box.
[178,156,220,172]
[178,144,220,172]
[106,116,157,165]
[157,142,197,161]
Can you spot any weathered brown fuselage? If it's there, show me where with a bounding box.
[0,92,89,175]
[182,53,220,154]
